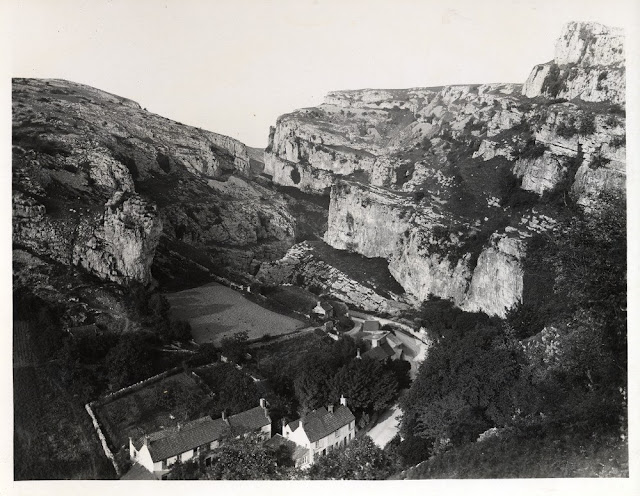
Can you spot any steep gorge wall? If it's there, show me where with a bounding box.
[264,22,625,318]
[522,22,625,104]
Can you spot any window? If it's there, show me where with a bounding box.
[349,421,354,430]
[162,459,167,470]
[315,441,319,448]
[335,430,340,438]
[193,447,198,456]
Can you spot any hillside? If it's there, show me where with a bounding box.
[11,20,627,480]
[261,21,625,319]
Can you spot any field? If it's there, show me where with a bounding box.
[166,282,306,345]
[94,371,211,453]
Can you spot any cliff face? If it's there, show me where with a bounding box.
[522,22,625,104]
[12,78,297,295]
[71,192,163,285]
[263,22,625,317]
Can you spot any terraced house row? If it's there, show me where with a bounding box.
[124,397,356,479]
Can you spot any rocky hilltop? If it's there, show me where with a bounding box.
[13,78,304,328]
[263,22,625,317]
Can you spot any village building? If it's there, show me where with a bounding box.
[357,332,406,362]
[361,320,380,333]
[281,395,356,468]
[312,300,334,320]
[127,399,271,479]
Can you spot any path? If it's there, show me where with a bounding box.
[367,404,402,448]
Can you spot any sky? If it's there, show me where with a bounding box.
[8,0,637,147]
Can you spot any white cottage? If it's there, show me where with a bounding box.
[128,399,271,479]
[282,395,356,468]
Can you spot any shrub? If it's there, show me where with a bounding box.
[541,64,564,98]
[556,118,577,138]
[589,150,610,170]
[289,165,301,184]
[610,134,625,148]
[578,114,596,135]
[517,138,547,160]
[608,104,625,116]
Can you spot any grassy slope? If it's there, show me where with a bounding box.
[14,364,116,480]
[395,425,628,479]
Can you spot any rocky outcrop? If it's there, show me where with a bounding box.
[462,233,525,316]
[72,192,162,285]
[522,22,625,104]
[13,78,297,289]
[256,242,410,315]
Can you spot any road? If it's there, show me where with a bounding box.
[367,404,402,448]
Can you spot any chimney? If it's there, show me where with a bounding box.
[340,395,347,407]
[143,434,149,447]
[372,337,379,348]
[222,410,228,423]
[328,404,334,414]
[260,398,266,408]
[177,422,182,431]
[356,348,361,359]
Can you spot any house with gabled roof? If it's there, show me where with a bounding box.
[281,395,356,468]
[312,300,334,319]
[127,399,271,479]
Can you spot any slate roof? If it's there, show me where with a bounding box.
[362,320,380,332]
[134,406,270,462]
[227,406,270,431]
[362,342,396,361]
[290,405,355,443]
[121,462,159,480]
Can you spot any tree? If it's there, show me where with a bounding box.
[105,333,154,390]
[400,323,535,446]
[307,437,394,480]
[204,435,281,480]
[166,459,201,480]
[386,359,412,390]
[330,358,399,417]
[220,331,249,363]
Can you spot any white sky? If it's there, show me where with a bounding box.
[9,0,637,147]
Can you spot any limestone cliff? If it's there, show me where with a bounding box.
[13,78,297,292]
[522,22,625,104]
[72,192,163,285]
[263,22,625,317]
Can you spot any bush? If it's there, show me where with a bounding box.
[578,114,596,135]
[517,138,547,160]
[556,118,577,138]
[541,64,564,98]
[610,134,625,148]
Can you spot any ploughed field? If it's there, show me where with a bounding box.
[166,282,306,345]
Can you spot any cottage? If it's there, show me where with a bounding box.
[357,332,405,362]
[312,301,334,319]
[128,399,271,478]
[281,395,356,468]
